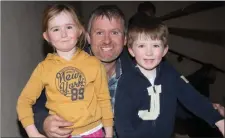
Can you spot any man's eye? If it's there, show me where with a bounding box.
[96,32,103,35]
[112,31,119,35]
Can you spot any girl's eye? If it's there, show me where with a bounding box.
[138,45,144,48]
[53,28,59,32]
[67,26,73,29]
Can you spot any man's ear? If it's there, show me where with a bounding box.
[163,45,169,57]
[128,47,135,57]
[43,32,49,42]
[124,36,127,46]
[86,32,91,44]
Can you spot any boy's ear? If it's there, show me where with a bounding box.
[43,32,49,42]
[163,45,169,57]
[128,47,135,57]
[86,32,91,44]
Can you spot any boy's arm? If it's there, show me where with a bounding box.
[94,63,113,136]
[175,74,224,128]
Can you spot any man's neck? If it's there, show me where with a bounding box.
[102,61,117,80]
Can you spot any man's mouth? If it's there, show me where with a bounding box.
[101,47,113,52]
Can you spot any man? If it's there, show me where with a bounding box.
[34,5,132,138]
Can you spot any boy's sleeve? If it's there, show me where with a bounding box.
[115,77,148,138]
[94,63,113,127]
[175,73,223,127]
[17,63,45,128]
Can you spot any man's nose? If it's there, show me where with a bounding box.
[103,33,112,44]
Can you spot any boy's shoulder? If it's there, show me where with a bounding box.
[160,60,181,77]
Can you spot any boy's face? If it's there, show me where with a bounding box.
[128,34,168,71]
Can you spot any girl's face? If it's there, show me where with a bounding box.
[43,11,81,52]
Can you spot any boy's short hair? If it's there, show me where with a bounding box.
[127,12,168,47]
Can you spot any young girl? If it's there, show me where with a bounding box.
[17,4,113,138]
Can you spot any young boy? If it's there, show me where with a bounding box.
[114,12,224,138]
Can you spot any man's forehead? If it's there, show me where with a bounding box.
[92,15,123,26]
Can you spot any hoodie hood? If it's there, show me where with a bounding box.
[45,48,89,64]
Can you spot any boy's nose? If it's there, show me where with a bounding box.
[146,48,153,56]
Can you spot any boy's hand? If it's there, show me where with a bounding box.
[43,114,73,137]
[215,119,224,136]
[213,103,225,117]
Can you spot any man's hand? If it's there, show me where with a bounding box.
[43,115,74,137]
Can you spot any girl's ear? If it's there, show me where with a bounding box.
[43,32,49,42]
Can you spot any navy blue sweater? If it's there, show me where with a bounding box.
[114,61,223,138]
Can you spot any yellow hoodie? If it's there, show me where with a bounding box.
[17,49,113,135]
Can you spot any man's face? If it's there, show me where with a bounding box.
[87,16,126,63]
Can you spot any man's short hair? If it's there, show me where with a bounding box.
[87,5,126,34]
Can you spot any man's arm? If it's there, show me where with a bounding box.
[33,90,48,135]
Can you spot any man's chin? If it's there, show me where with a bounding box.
[100,57,118,63]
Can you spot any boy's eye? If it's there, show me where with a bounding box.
[153,45,160,48]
